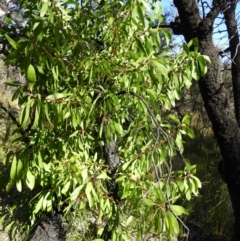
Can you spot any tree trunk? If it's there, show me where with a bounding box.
[223,2,240,127]
[173,1,240,240]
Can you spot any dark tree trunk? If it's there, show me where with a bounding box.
[27,211,66,241]
[223,2,240,126]
[172,0,240,240]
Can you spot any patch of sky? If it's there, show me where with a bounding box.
[160,0,240,52]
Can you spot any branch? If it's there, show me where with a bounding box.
[0,102,20,128]
[213,29,228,34]
[173,0,201,41]
[219,46,230,57]
[117,90,169,139]
[155,21,183,35]
[200,0,225,33]
[0,102,30,142]
[200,0,206,18]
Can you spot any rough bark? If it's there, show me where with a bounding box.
[173,0,240,240]
[223,2,240,127]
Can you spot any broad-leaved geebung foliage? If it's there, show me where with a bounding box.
[0,0,209,240]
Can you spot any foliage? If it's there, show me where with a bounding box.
[183,129,234,239]
[0,0,209,240]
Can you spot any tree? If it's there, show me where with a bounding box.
[162,0,240,240]
[0,0,208,240]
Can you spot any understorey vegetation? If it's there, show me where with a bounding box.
[0,0,222,240]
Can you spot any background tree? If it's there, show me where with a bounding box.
[0,0,209,240]
[161,0,240,240]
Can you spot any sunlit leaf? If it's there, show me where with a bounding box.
[166,212,179,234]
[26,170,35,190]
[170,205,188,216]
[143,198,156,206]
[85,182,94,208]
[151,60,168,77]
[26,64,37,90]
[40,0,49,17]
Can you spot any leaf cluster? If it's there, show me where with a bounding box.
[0,0,209,240]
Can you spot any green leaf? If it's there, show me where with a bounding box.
[134,37,146,54]
[3,17,13,24]
[154,213,162,233]
[85,182,94,208]
[70,184,84,201]
[12,86,23,101]
[40,0,49,17]
[81,168,88,181]
[136,2,144,26]
[151,60,168,77]
[6,179,15,192]
[79,200,86,210]
[97,172,111,180]
[191,60,201,80]
[182,113,192,125]
[5,34,17,49]
[170,205,188,216]
[185,187,192,200]
[143,198,155,206]
[160,29,171,46]
[19,99,33,127]
[26,64,37,90]
[16,179,22,192]
[45,92,69,101]
[121,160,132,171]
[42,192,52,211]
[6,50,19,61]
[34,195,44,214]
[5,79,22,87]
[10,155,17,180]
[198,55,208,76]
[0,214,7,226]
[159,146,168,164]
[16,159,23,179]
[176,132,183,154]
[182,72,192,89]
[182,125,195,138]
[113,121,123,136]
[169,114,180,124]
[128,51,139,60]
[188,38,199,51]
[177,180,185,193]
[26,170,35,190]
[183,43,189,53]
[61,181,71,195]
[146,88,157,99]
[188,177,198,195]
[4,221,15,232]
[166,211,179,234]
[192,175,202,189]
[32,100,41,128]
[202,54,211,63]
